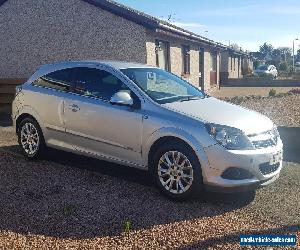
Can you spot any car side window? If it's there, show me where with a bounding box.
[33,68,77,92]
[72,67,130,101]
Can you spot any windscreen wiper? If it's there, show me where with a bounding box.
[179,95,203,102]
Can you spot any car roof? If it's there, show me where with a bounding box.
[39,60,154,70]
[27,60,155,82]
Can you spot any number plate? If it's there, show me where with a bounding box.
[270,151,282,165]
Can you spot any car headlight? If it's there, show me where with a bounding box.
[205,123,253,150]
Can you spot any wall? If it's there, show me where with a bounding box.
[220,51,243,80]
[0,0,148,78]
[146,32,220,90]
[242,58,254,73]
[146,32,200,87]
[202,48,212,90]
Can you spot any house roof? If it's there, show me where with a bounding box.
[0,0,251,55]
[83,0,229,49]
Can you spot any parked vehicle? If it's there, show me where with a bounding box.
[295,62,300,72]
[12,61,283,200]
[253,65,278,79]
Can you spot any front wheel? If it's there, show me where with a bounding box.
[151,142,203,200]
[17,118,46,159]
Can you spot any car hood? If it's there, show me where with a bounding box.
[162,97,274,135]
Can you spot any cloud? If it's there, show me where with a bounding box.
[193,4,300,17]
[171,22,206,28]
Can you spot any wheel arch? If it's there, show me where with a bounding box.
[15,112,43,137]
[148,136,195,167]
[144,127,210,172]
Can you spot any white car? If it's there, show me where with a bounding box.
[254,65,278,79]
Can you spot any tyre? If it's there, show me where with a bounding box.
[17,117,46,159]
[151,142,203,200]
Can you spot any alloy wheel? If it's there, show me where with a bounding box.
[20,122,40,155]
[157,151,194,194]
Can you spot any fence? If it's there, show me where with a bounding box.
[221,78,300,87]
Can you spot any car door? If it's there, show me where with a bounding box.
[29,68,77,145]
[63,66,144,166]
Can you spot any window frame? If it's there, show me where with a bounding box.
[210,52,217,72]
[32,68,76,93]
[69,67,133,102]
[181,45,191,75]
[233,56,236,71]
[155,39,171,71]
[32,66,140,104]
[120,67,206,104]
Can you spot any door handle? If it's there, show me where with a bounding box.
[68,104,80,112]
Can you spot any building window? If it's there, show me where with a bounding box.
[182,45,190,75]
[233,56,236,71]
[155,40,170,71]
[210,52,217,71]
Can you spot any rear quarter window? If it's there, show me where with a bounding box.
[32,68,77,92]
[33,77,70,91]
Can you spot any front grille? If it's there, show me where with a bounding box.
[252,139,277,148]
[259,162,280,175]
[249,127,279,149]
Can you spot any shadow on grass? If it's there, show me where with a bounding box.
[0,144,256,239]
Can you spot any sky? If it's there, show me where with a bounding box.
[116,0,300,52]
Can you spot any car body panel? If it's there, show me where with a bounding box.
[253,65,278,78]
[12,60,283,193]
[64,93,144,165]
[162,97,274,135]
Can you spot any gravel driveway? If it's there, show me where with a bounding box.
[0,95,299,249]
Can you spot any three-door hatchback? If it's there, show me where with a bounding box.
[12,61,283,200]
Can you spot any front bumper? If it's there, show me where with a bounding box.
[202,138,283,192]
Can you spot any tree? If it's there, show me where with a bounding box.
[296,49,300,62]
[277,47,292,62]
[278,61,289,71]
[253,60,261,69]
[259,43,274,58]
[272,49,281,62]
[230,43,242,51]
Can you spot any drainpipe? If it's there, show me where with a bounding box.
[200,47,205,92]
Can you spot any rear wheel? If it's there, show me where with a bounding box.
[151,142,203,200]
[17,118,46,159]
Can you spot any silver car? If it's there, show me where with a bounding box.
[253,65,278,79]
[12,61,283,200]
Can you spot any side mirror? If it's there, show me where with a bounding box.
[110,91,133,106]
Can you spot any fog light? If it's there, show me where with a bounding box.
[221,167,253,180]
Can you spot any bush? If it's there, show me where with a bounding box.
[288,88,300,94]
[278,61,289,71]
[269,89,276,97]
[293,72,300,80]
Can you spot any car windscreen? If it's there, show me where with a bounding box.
[120,68,205,104]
